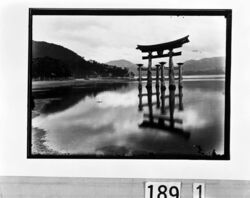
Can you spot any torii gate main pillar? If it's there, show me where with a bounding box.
[168,50,176,91]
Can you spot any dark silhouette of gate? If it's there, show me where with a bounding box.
[136,36,190,137]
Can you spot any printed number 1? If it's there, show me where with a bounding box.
[193,183,205,198]
[148,185,153,198]
[196,185,202,198]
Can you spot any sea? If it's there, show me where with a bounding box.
[31,75,225,158]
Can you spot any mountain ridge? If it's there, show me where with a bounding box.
[106,59,138,74]
[106,57,225,75]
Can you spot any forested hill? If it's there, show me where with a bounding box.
[32,41,130,80]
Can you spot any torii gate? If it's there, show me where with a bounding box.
[136,35,189,91]
[136,36,189,127]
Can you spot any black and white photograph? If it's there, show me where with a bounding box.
[28,9,231,159]
[2,0,250,196]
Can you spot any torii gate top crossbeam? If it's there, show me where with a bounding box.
[136,35,189,53]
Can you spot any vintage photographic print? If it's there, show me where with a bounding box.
[28,9,231,159]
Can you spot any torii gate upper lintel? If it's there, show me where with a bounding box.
[136,35,189,54]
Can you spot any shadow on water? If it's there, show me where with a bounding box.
[138,82,190,140]
[137,79,223,158]
[32,82,129,115]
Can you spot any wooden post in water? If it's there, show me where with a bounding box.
[169,88,175,128]
[168,52,176,128]
[137,64,143,111]
[145,52,153,123]
[177,63,184,111]
[146,52,153,90]
[137,63,143,88]
[159,61,166,125]
[177,63,183,89]
[155,64,161,108]
[168,49,176,91]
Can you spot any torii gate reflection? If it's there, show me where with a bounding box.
[136,36,190,138]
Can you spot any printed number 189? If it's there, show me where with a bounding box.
[145,182,181,198]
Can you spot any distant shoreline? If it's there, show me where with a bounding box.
[32,78,134,89]
[32,75,225,89]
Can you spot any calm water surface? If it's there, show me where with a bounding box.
[32,79,225,157]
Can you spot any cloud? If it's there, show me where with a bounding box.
[33,15,226,63]
[52,16,108,31]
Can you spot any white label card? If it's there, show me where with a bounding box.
[145,182,181,198]
[193,183,205,198]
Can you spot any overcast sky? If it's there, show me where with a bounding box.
[33,15,226,64]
